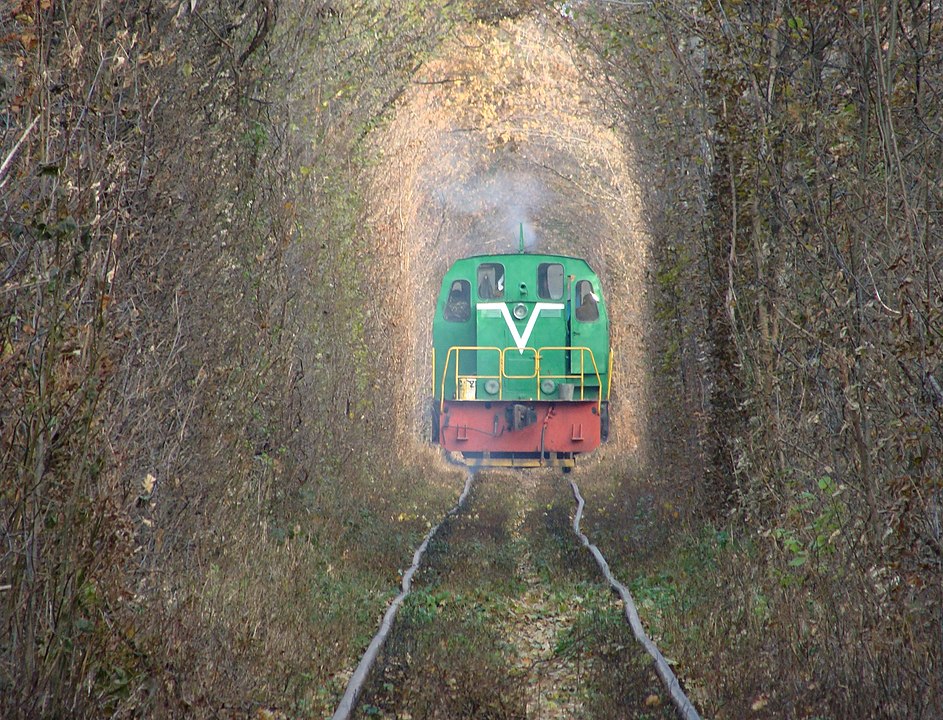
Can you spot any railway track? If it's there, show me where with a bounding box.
[330,471,476,720]
[331,471,701,720]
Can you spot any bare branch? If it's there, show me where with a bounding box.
[0,116,41,190]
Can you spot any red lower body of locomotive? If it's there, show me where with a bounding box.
[433,399,608,468]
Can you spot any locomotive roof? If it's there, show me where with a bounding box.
[446,252,599,272]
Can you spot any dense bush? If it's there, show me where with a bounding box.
[572,2,943,715]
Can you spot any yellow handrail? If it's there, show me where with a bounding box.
[606,348,613,401]
[536,347,603,412]
[439,346,503,411]
[437,345,606,413]
[501,348,538,378]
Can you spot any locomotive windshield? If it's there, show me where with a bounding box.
[537,263,564,300]
[443,279,471,322]
[575,279,600,321]
[477,263,505,299]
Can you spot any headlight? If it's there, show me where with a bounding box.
[540,379,556,395]
[513,303,528,319]
[484,379,500,395]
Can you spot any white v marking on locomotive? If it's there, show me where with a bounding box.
[477,302,565,353]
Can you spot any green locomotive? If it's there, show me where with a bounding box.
[431,238,612,468]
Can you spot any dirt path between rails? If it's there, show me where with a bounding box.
[505,474,584,718]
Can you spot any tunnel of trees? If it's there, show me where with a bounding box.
[1,1,940,717]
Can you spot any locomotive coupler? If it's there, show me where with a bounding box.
[506,403,538,432]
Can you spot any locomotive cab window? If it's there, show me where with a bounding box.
[443,279,471,322]
[477,263,505,299]
[537,263,564,300]
[574,279,600,322]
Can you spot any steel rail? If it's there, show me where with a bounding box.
[330,471,476,720]
[569,479,702,720]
